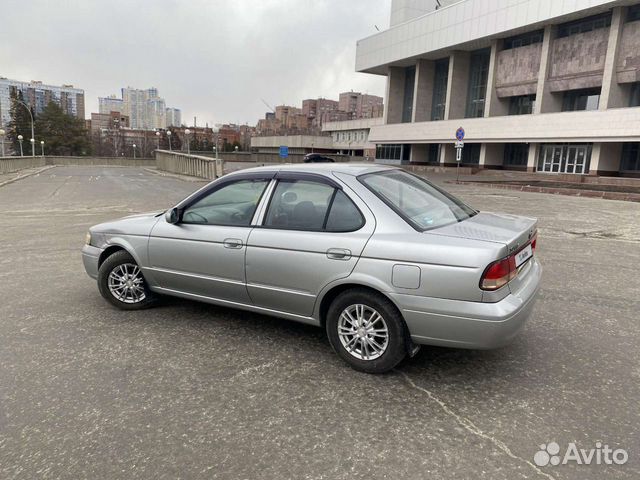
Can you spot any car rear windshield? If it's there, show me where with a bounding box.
[359,170,477,231]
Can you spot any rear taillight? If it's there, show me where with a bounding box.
[480,233,537,291]
[480,256,517,291]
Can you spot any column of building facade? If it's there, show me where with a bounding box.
[384,67,406,125]
[590,6,626,175]
[409,59,435,163]
[480,39,508,169]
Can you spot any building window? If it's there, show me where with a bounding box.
[621,143,640,171]
[627,4,640,23]
[431,58,449,121]
[461,144,481,165]
[402,66,416,123]
[509,95,536,115]
[557,12,612,38]
[504,144,529,166]
[562,88,601,111]
[427,144,441,164]
[503,30,544,50]
[465,49,491,118]
[376,144,411,162]
[630,82,640,107]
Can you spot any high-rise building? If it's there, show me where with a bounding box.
[98,87,179,130]
[355,0,640,175]
[98,95,123,115]
[0,77,85,127]
[166,107,182,127]
[338,92,383,119]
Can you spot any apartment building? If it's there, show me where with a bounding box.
[99,87,180,130]
[0,77,85,127]
[165,107,182,127]
[356,0,640,176]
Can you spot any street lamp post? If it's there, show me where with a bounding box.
[30,138,35,157]
[15,99,35,157]
[132,144,137,159]
[0,128,5,157]
[184,129,191,155]
[40,140,45,157]
[155,131,161,150]
[166,130,172,151]
[17,135,24,156]
[234,145,239,153]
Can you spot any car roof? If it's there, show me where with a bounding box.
[228,163,398,177]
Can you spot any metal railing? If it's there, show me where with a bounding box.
[155,150,223,180]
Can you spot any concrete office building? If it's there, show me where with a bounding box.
[323,117,384,157]
[0,77,85,127]
[356,0,640,176]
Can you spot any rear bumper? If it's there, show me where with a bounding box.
[391,258,542,349]
[82,244,102,279]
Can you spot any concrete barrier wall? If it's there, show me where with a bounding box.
[47,157,156,167]
[0,157,46,174]
[155,151,222,180]
[0,156,156,174]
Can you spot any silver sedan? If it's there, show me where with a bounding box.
[82,164,541,373]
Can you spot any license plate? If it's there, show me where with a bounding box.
[515,244,533,268]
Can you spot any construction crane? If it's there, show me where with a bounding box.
[261,98,276,113]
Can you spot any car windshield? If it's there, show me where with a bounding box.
[359,170,477,231]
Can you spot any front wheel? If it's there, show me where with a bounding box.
[97,250,156,310]
[326,289,407,373]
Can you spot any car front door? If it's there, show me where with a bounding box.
[245,173,374,317]
[148,174,272,304]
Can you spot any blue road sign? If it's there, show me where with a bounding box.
[455,127,465,141]
[279,145,289,158]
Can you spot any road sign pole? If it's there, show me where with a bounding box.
[454,127,465,184]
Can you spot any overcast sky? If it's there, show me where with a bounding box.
[0,0,391,126]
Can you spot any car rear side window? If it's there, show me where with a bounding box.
[264,180,364,232]
[325,190,364,232]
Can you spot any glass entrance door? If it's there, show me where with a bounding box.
[540,145,589,174]
[542,146,562,172]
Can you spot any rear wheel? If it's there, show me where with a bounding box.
[326,289,407,373]
[97,250,156,310]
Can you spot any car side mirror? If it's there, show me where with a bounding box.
[165,207,180,224]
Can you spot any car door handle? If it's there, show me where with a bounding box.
[223,238,244,249]
[326,248,351,260]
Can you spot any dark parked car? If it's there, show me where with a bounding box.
[303,153,335,163]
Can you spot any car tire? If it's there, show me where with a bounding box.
[326,289,407,374]
[97,250,156,310]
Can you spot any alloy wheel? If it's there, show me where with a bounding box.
[107,263,147,304]
[337,304,389,360]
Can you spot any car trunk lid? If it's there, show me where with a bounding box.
[426,212,538,256]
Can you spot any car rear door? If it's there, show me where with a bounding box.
[245,172,375,317]
[147,173,273,304]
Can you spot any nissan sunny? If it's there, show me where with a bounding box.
[82,164,541,373]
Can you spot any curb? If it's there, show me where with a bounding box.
[455,181,640,203]
[0,165,56,188]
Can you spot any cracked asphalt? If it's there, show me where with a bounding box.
[1,166,638,480]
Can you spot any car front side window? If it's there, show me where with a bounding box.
[182,179,269,226]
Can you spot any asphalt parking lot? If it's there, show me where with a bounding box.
[1,166,638,480]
